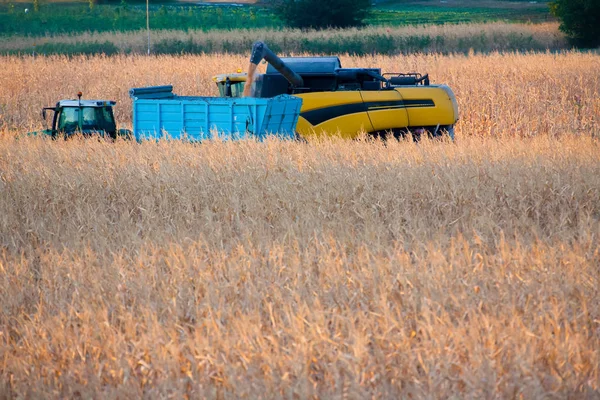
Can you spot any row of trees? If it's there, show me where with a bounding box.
[271,0,599,48]
[550,0,600,47]
[23,0,598,47]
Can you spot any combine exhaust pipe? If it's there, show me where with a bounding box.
[243,41,304,97]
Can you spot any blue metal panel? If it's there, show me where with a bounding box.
[131,86,302,141]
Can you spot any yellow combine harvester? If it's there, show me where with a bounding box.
[214,42,459,139]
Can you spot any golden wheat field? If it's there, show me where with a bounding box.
[0,52,599,398]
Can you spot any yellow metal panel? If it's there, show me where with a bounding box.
[296,92,373,138]
[360,90,409,132]
[297,92,364,111]
[398,86,458,127]
[297,114,374,139]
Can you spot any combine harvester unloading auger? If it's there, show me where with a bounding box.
[215,41,459,140]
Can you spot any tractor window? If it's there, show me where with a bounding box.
[81,107,116,132]
[102,107,115,126]
[58,107,79,133]
[82,108,97,130]
[100,107,117,133]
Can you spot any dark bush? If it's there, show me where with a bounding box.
[550,0,600,48]
[273,0,372,29]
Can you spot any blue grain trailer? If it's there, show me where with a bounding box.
[129,86,302,141]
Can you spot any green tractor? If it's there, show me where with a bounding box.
[31,92,131,139]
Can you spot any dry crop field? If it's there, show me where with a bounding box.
[0,22,565,55]
[0,52,599,398]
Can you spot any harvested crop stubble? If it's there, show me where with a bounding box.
[0,50,598,137]
[0,134,599,398]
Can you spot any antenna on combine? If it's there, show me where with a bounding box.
[146,0,150,55]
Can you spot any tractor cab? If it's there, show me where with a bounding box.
[48,100,117,136]
[33,92,130,139]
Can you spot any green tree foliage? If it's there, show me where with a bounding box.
[550,0,600,47]
[274,0,372,29]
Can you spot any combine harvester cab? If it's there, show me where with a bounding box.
[129,85,302,141]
